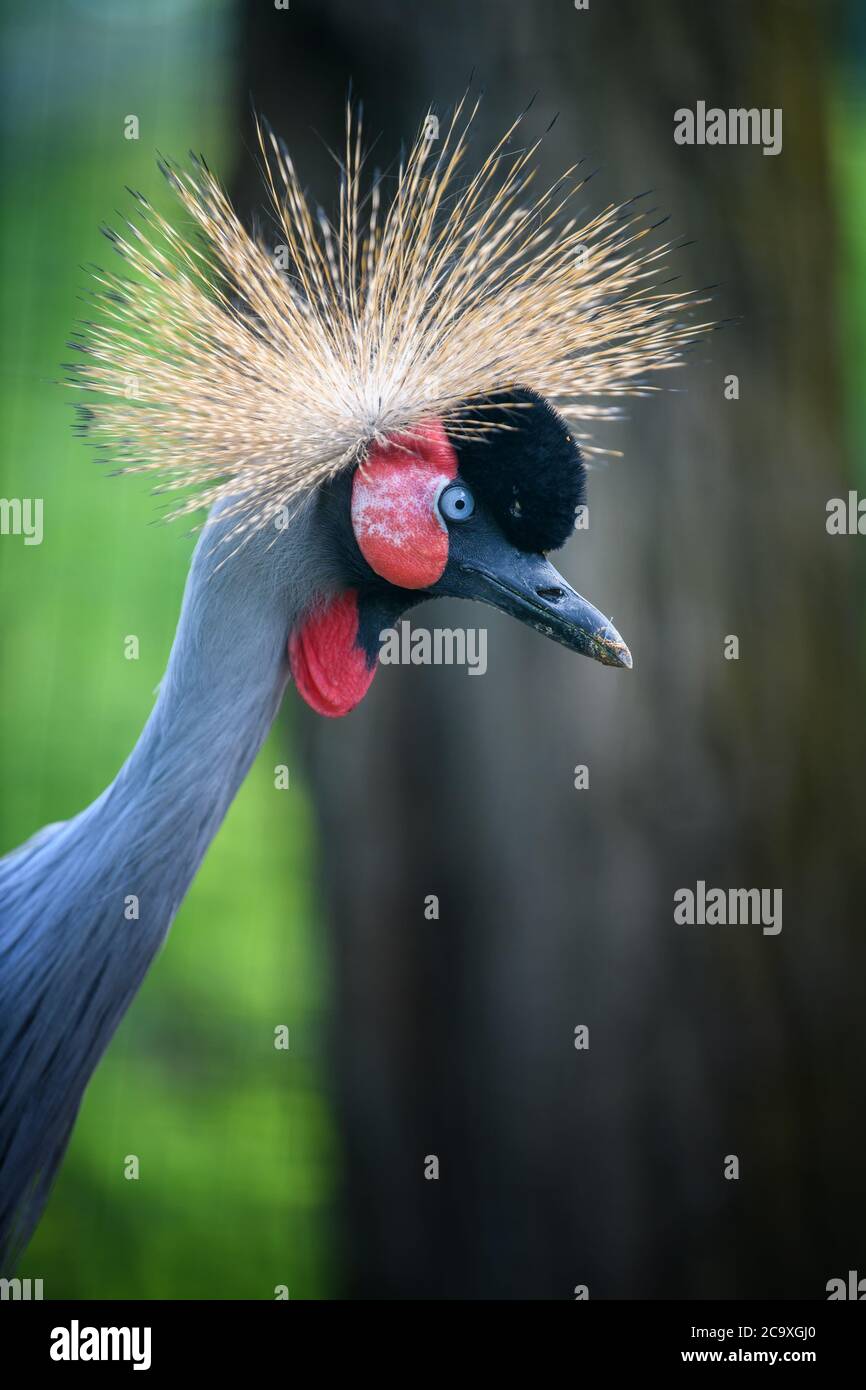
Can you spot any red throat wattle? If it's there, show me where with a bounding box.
[288,590,376,718]
[289,419,459,718]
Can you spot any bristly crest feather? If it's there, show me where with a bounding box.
[70,93,710,549]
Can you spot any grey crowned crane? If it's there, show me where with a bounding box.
[0,98,705,1268]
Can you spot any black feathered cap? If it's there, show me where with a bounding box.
[450,388,586,554]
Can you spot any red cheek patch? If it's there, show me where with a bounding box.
[289,590,377,718]
[351,419,458,589]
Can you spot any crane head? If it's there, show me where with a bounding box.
[289,388,631,717]
[71,103,707,718]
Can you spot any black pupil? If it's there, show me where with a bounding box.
[454,497,465,510]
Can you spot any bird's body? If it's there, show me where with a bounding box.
[0,96,707,1269]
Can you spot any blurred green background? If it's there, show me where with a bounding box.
[1,0,335,1298]
[2,0,866,1301]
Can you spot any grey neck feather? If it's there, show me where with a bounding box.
[0,498,335,1268]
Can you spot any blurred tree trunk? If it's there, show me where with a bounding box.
[232,0,866,1297]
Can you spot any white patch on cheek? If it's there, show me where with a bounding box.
[352,463,451,548]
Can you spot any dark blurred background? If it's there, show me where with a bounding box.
[3,0,866,1298]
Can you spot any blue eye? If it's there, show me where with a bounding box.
[437,483,475,523]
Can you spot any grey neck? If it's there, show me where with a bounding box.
[0,505,321,1269]
[91,506,314,922]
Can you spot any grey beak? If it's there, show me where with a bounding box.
[456,550,632,668]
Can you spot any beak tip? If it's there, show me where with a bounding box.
[595,622,632,670]
[602,641,632,669]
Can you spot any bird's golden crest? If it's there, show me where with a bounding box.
[70,94,709,553]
